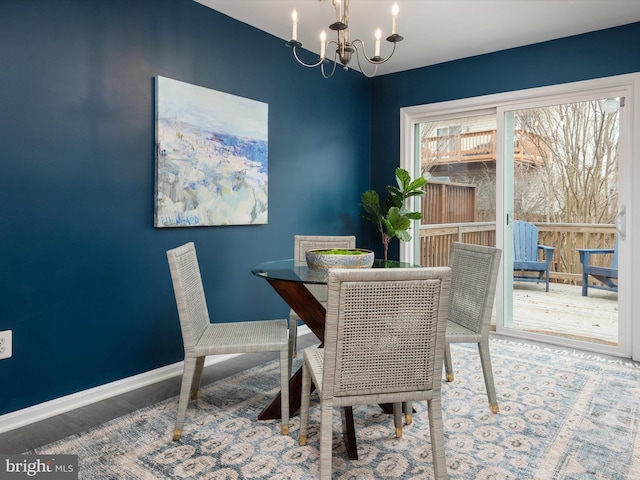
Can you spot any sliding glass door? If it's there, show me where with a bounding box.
[401,74,638,359]
[499,95,627,356]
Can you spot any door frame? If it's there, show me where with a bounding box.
[400,73,640,360]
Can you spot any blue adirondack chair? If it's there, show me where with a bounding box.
[577,237,618,296]
[513,220,555,292]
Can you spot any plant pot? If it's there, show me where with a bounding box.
[305,248,375,270]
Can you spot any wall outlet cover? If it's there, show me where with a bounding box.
[0,330,12,359]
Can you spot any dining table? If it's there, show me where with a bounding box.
[251,257,419,460]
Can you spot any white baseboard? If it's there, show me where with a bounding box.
[0,325,312,435]
[0,353,240,435]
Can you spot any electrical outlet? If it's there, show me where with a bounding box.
[0,330,12,359]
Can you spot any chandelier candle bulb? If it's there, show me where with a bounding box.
[374,29,381,57]
[320,31,326,59]
[392,3,399,35]
[334,0,341,22]
[291,10,298,41]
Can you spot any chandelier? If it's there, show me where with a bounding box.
[286,0,403,78]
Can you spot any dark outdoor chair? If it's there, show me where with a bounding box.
[513,220,555,292]
[578,237,618,296]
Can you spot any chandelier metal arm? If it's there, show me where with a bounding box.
[288,40,340,78]
[351,43,379,78]
[351,38,398,65]
[290,44,326,68]
[321,57,339,79]
[321,41,341,78]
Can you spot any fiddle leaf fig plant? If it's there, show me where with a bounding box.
[360,168,427,261]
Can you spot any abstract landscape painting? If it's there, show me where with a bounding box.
[154,76,268,227]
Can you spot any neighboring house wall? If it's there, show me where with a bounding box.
[424,116,496,136]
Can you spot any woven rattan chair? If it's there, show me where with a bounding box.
[402,243,502,425]
[288,235,356,370]
[167,242,289,441]
[444,242,502,413]
[299,267,452,480]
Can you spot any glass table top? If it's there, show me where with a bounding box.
[251,259,419,284]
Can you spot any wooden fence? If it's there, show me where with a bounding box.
[419,222,616,284]
[421,181,476,224]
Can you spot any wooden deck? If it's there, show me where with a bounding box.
[500,282,618,345]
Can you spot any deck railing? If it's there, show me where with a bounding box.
[422,129,546,166]
[419,222,616,284]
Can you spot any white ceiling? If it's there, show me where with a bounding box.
[196,0,640,76]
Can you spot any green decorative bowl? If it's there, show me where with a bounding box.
[305,248,375,270]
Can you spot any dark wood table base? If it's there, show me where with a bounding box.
[257,277,360,460]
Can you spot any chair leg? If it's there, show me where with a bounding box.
[173,356,198,441]
[190,357,206,400]
[393,403,403,437]
[279,347,290,435]
[288,314,298,377]
[582,271,589,296]
[444,341,454,382]
[427,395,447,480]
[478,341,499,413]
[545,272,550,292]
[403,401,413,425]
[319,403,334,480]
[299,360,311,446]
[291,318,298,356]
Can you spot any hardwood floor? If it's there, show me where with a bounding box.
[0,333,320,454]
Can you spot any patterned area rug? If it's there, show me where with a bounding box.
[31,339,640,479]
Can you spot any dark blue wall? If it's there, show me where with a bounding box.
[2,0,639,419]
[370,22,640,259]
[0,0,371,415]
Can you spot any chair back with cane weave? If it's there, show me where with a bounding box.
[167,242,290,441]
[288,235,356,365]
[299,266,451,479]
[444,242,502,413]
